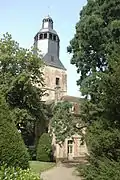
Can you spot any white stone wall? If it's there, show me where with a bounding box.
[38,39,49,56]
[37,35,59,58]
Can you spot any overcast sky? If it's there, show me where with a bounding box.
[0,0,87,97]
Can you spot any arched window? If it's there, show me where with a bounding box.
[56,77,60,86]
[49,33,52,40]
[39,34,43,39]
[53,35,56,41]
[44,33,47,39]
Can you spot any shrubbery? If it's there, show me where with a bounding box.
[37,133,52,162]
[28,146,36,160]
[78,157,120,180]
[0,115,29,169]
[0,165,40,180]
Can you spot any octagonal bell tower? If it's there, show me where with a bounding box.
[34,16,67,102]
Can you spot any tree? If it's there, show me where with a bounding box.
[0,95,29,169]
[68,0,120,99]
[68,0,120,179]
[79,51,120,179]
[36,133,52,162]
[50,101,83,143]
[0,33,47,145]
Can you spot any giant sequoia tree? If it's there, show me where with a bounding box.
[68,0,120,179]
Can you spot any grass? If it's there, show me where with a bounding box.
[29,161,55,174]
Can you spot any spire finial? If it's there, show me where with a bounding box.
[47,5,50,16]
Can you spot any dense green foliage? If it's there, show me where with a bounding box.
[79,157,120,180]
[68,0,120,179]
[0,33,47,146]
[68,0,120,94]
[50,101,83,143]
[28,146,37,160]
[0,33,52,172]
[0,97,29,169]
[36,133,52,162]
[0,165,40,180]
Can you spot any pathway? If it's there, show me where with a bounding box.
[41,163,82,180]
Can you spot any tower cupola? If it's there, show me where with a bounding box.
[42,15,53,29]
[34,15,66,70]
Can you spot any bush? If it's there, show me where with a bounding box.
[78,157,120,180]
[0,165,40,180]
[37,133,52,162]
[0,118,29,169]
[28,146,36,160]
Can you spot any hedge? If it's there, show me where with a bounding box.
[0,118,29,169]
[36,133,52,162]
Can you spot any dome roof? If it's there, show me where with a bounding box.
[39,28,57,35]
[39,15,58,35]
[43,15,53,22]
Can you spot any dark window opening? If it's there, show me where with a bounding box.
[39,34,43,39]
[56,77,60,86]
[67,140,73,154]
[68,140,73,144]
[49,33,52,40]
[44,19,48,22]
[53,35,56,41]
[44,33,47,39]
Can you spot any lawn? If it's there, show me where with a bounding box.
[29,161,55,174]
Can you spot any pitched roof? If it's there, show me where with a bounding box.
[44,53,66,70]
[60,95,84,103]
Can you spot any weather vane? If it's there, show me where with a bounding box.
[47,5,51,16]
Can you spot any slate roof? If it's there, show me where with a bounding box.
[39,28,57,35]
[44,53,66,70]
[60,95,84,103]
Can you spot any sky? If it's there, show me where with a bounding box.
[0,0,87,97]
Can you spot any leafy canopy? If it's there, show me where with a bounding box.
[50,101,83,143]
[68,0,120,98]
[0,33,47,145]
[68,0,120,179]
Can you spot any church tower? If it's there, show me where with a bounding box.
[34,16,67,102]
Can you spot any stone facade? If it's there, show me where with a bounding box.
[42,65,67,102]
[51,97,88,162]
[52,136,88,162]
